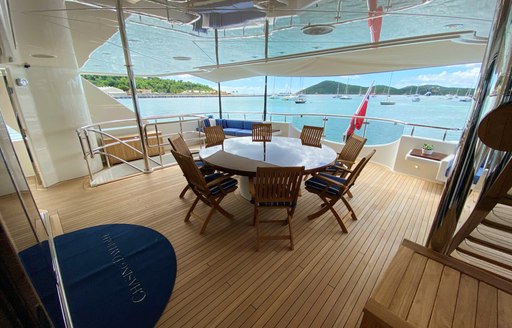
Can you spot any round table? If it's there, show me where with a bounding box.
[199,136,337,199]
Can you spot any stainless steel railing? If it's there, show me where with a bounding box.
[197,111,463,142]
[76,115,207,184]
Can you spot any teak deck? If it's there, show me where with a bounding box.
[362,240,512,328]
[31,163,444,327]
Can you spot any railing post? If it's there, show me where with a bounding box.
[410,126,415,136]
[442,129,447,141]
[363,120,369,137]
[322,116,328,138]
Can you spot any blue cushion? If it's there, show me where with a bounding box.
[256,201,296,207]
[203,119,211,127]
[215,119,225,127]
[205,173,237,195]
[234,130,252,137]
[227,120,244,129]
[243,121,261,130]
[223,128,242,136]
[305,173,346,196]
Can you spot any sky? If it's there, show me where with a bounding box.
[172,63,482,95]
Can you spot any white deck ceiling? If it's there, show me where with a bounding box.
[9,0,498,81]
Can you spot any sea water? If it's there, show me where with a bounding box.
[117,94,472,145]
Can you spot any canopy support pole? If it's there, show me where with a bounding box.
[214,29,223,119]
[115,0,150,173]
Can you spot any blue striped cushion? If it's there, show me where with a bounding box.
[305,173,346,196]
[205,173,237,195]
[256,201,296,207]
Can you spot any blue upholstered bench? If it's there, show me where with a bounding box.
[208,119,261,136]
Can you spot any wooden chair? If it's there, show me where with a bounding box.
[300,125,324,147]
[305,150,376,233]
[250,166,304,251]
[169,134,214,198]
[331,134,367,175]
[323,134,367,197]
[171,149,238,234]
[204,125,225,147]
[252,123,272,142]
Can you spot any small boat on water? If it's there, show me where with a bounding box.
[412,86,421,102]
[295,96,306,104]
[381,74,395,105]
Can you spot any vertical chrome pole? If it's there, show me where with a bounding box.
[115,0,150,172]
[263,20,269,121]
[214,29,223,119]
[264,76,268,121]
[427,0,512,253]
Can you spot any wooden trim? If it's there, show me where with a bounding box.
[362,299,417,328]
[402,239,512,294]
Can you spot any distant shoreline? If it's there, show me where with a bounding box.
[113,94,255,99]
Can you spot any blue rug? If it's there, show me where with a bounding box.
[19,224,177,328]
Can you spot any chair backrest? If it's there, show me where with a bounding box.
[168,134,192,158]
[337,134,367,168]
[171,149,209,194]
[342,149,376,194]
[300,125,324,147]
[252,123,273,142]
[204,125,225,147]
[253,166,304,204]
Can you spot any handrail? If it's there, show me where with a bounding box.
[213,111,464,134]
[77,114,207,185]
[77,111,461,185]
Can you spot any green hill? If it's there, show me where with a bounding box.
[302,80,473,96]
[82,75,215,94]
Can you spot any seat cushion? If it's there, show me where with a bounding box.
[305,173,346,196]
[234,130,252,137]
[203,119,211,127]
[226,120,244,129]
[243,121,261,130]
[205,173,238,195]
[255,201,296,207]
[223,128,242,136]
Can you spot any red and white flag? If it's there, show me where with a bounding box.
[344,82,374,140]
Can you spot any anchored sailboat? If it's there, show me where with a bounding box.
[380,74,395,105]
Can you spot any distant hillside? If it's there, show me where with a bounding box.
[302,80,474,96]
[82,75,215,94]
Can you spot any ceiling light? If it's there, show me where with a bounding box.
[301,24,335,35]
[31,53,57,59]
[444,24,464,29]
[172,56,191,61]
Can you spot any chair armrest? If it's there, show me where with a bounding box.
[331,165,353,174]
[337,159,355,167]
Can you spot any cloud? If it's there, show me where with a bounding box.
[415,65,481,87]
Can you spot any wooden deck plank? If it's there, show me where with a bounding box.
[388,253,428,319]
[428,266,460,328]
[498,290,512,328]
[407,259,444,327]
[476,282,498,327]
[28,162,445,327]
[452,274,478,328]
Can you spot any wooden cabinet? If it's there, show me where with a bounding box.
[103,132,163,165]
[361,240,512,328]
